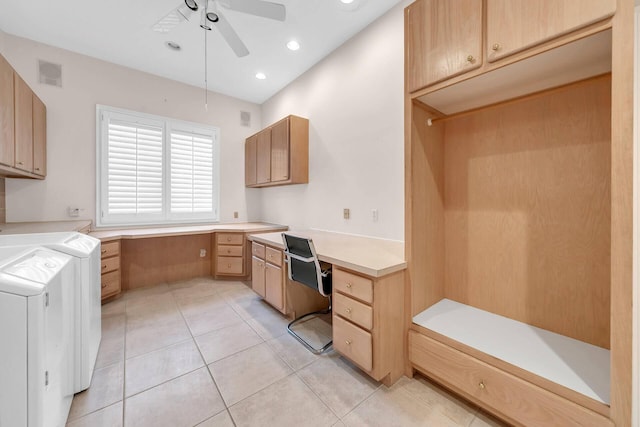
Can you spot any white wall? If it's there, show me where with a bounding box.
[260,1,409,241]
[1,34,262,225]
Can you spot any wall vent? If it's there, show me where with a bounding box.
[240,111,251,127]
[38,60,62,87]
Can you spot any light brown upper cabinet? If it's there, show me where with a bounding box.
[245,134,257,186]
[32,94,46,176]
[14,74,33,173]
[245,115,309,188]
[487,0,616,62]
[256,128,271,185]
[406,0,482,93]
[0,55,14,167]
[0,53,47,179]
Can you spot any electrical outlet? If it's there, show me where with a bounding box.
[343,208,350,220]
[372,209,378,222]
[67,206,80,217]
[199,249,206,258]
[234,211,239,219]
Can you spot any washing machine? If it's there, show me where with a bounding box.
[0,232,102,392]
[0,246,75,427]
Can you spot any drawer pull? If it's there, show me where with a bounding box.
[466,55,475,63]
[227,250,231,254]
[101,283,107,289]
[346,283,352,289]
[227,264,231,268]
[345,308,352,314]
[102,264,107,269]
[478,381,486,390]
[35,167,40,171]
[17,161,23,165]
[345,339,352,346]
[101,249,107,254]
[227,237,232,242]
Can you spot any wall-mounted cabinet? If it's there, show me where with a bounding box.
[245,115,308,188]
[0,53,46,179]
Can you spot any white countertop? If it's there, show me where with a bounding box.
[248,230,406,278]
[0,220,92,234]
[90,222,287,241]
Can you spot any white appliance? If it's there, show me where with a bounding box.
[0,232,102,392]
[0,246,75,427]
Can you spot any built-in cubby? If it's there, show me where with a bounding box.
[404,1,633,424]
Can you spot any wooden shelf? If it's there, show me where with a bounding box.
[413,299,610,405]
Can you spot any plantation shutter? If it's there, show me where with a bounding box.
[106,119,163,215]
[170,129,215,214]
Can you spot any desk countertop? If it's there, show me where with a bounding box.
[90,222,287,241]
[248,230,406,278]
[0,220,92,234]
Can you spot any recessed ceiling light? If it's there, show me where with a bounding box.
[340,0,355,3]
[166,41,181,51]
[256,72,267,80]
[286,40,300,51]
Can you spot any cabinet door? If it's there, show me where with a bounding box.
[252,256,266,297]
[487,0,616,62]
[256,129,271,184]
[14,74,33,173]
[0,55,14,167]
[270,118,289,182]
[245,135,257,186]
[265,263,283,311]
[406,0,482,93]
[32,94,46,176]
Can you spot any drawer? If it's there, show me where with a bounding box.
[265,247,282,267]
[333,292,373,330]
[408,331,611,427]
[333,315,372,372]
[252,242,266,259]
[333,268,373,304]
[217,256,244,275]
[218,245,243,257]
[101,270,121,299]
[101,256,120,274]
[218,233,244,246]
[100,240,120,259]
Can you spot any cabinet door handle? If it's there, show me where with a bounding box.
[35,167,41,171]
[345,340,352,346]
[492,43,501,52]
[17,161,23,165]
[478,381,486,390]
[466,55,475,64]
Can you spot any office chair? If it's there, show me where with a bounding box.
[282,233,332,354]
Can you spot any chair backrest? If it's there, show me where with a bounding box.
[282,233,331,297]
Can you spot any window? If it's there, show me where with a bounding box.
[96,105,220,226]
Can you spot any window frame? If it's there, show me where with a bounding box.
[96,105,221,228]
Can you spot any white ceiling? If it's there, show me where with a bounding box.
[0,0,401,104]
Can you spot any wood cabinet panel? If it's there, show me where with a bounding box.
[245,135,257,186]
[406,0,482,93]
[217,256,243,274]
[333,315,373,372]
[334,292,373,331]
[252,242,265,258]
[256,128,271,184]
[270,118,289,182]
[217,233,244,245]
[252,256,266,297]
[100,241,120,259]
[265,246,282,267]
[265,263,283,311]
[101,270,121,300]
[32,94,46,176]
[333,268,373,304]
[218,245,243,257]
[14,74,33,173]
[409,331,612,427]
[0,55,14,167]
[101,255,120,274]
[486,0,616,62]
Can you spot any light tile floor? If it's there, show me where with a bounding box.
[67,277,508,427]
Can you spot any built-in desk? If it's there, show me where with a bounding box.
[90,222,287,299]
[248,230,407,386]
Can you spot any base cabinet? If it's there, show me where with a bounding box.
[214,232,246,278]
[251,242,285,312]
[100,240,121,300]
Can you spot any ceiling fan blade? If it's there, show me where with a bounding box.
[151,3,193,33]
[214,11,250,57]
[222,0,286,21]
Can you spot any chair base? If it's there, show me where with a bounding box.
[287,306,333,355]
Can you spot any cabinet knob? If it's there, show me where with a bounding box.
[466,55,475,64]
[492,43,501,52]
[345,340,352,346]
[101,249,107,254]
[227,264,231,268]
[17,161,23,165]
[102,264,107,269]
[35,167,41,171]
[227,237,231,242]
[101,283,107,289]
[478,381,486,390]
[346,308,352,314]
[346,283,352,289]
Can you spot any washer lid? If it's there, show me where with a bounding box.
[0,232,99,257]
[0,247,72,296]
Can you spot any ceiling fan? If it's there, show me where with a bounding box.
[152,0,286,57]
